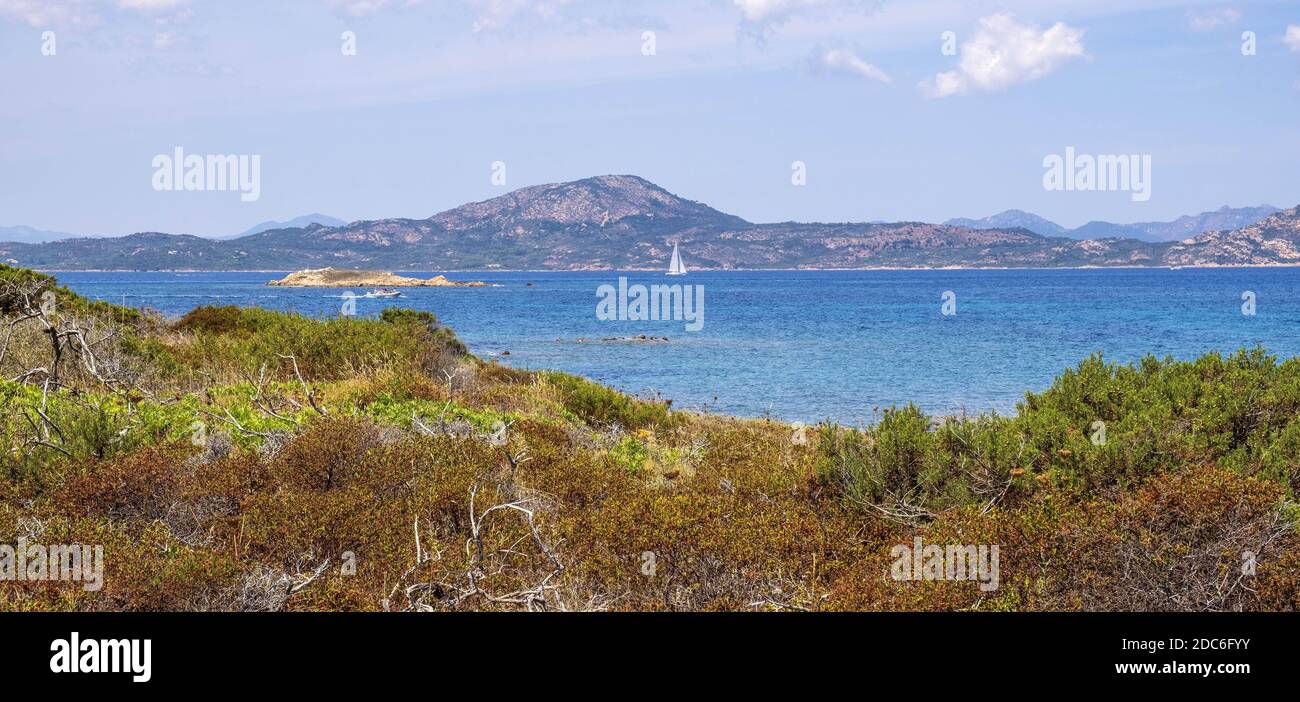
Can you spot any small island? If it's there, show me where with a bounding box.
[267,267,487,287]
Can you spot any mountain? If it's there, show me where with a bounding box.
[0,232,230,269]
[2,175,1297,271]
[233,213,347,238]
[1069,221,1153,241]
[0,225,84,244]
[1131,205,1281,242]
[945,210,1068,237]
[0,214,351,246]
[945,211,1160,241]
[1163,206,1300,267]
[947,205,1280,242]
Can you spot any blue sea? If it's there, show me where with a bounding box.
[54,268,1300,424]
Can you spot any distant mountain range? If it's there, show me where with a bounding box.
[2,176,1298,270]
[946,205,1281,242]
[0,225,87,245]
[944,210,1071,238]
[230,213,348,239]
[1,213,348,244]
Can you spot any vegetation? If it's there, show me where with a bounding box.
[0,263,1296,611]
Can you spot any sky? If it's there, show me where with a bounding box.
[1,0,1299,237]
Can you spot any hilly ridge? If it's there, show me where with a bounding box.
[2,175,1298,271]
[946,205,1281,242]
[234,213,348,239]
[945,210,1070,238]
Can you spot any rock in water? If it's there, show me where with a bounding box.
[267,267,487,287]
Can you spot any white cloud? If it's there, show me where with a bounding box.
[0,0,192,27]
[0,0,100,26]
[1187,7,1240,32]
[322,0,428,18]
[921,13,1086,98]
[325,0,392,17]
[733,0,881,26]
[1286,24,1300,52]
[818,48,890,82]
[469,0,572,32]
[118,0,186,12]
[734,0,831,22]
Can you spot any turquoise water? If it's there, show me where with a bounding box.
[55,268,1300,424]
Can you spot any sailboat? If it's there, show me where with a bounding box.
[667,243,688,276]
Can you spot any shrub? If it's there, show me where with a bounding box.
[0,264,141,322]
[56,444,195,522]
[608,435,648,475]
[174,305,248,336]
[543,372,677,431]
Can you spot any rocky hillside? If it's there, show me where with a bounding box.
[2,176,1296,270]
[1137,205,1282,242]
[1163,206,1300,267]
[429,174,746,230]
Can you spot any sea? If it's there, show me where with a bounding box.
[53,268,1300,425]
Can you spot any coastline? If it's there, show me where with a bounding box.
[31,262,1300,274]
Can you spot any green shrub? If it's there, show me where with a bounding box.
[168,305,468,381]
[0,264,141,322]
[380,307,468,357]
[544,372,677,431]
[174,305,248,336]
[816,406,984,513]
[609,435,649,475]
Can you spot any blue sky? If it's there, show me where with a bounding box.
[2,0,1299,236]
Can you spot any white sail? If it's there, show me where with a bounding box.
[667,243,687,276]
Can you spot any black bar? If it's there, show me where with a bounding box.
[2,612,1289,690]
